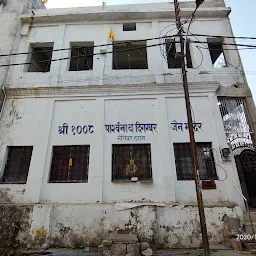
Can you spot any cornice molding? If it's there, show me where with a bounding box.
[21,8,230,24]
[5,82,220,98]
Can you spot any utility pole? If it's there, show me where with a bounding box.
[173,0,210,255]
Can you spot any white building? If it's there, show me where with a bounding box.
[0,0,256,249]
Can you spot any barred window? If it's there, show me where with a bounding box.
[112,144,152,182]
[69,42,94,71]
[49,145,89,183]
[174,143,217,180]
[0,146,33,184]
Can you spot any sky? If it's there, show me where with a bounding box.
[45,0,256,103]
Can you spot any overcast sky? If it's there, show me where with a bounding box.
[45,0,256,103]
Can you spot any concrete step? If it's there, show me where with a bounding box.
[244,212,256,222]
[109,233,138,244]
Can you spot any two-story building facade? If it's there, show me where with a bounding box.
[0,0,256,249]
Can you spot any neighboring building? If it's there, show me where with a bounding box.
[0,0,256,249]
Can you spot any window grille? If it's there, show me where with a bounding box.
[165,39,192,69]
[49,145,90,183]
[69,42,94,71]
[112,144,152,181]
[173,143,217,180]
[27,43,54,72]
[112,41,148,70]
[0,146,33,184]
[218,97,254,148]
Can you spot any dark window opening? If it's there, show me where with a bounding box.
[0,146,33,184]
[112,144,152,182]
[49,145,90,183]
[174,142,217,180]
[207,39,227,68]
[166,39,192,69]
[69,42,94,71]
[123,23,136,31]
[113,41,148,69]
[27,43,53,72]
[0,89,4,114]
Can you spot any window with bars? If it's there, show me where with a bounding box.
[166,39,192,69]
[218,97,254,149]
[0,146,33,184]
[112,144,152,182]
[173,143,217,180]
[69,42,94,71]
[27,43,54,72]
[49,145,90,183]
[112,41,148,69]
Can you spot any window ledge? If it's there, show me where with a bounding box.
[0,183,26,185]
[112,180,153,183]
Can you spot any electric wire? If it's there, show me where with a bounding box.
[0,35,177,58]
[0,42,170,68]
[1,33,256,59]
[186,31,246,76]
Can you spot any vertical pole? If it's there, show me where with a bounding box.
[173,1,210,255]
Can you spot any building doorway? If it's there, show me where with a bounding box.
[235,149,256,208]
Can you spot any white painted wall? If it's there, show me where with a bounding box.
[6,9,244,88]
[0,90,243,206]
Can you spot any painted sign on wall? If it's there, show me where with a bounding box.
[105,122,158,134]
[58,123,94,135]
[170,120,202,132]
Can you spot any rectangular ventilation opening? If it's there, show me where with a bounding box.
[0,146,33,184]
[123,23,136,31]
[207,38,227,68]
[27,43,53,72]
[49,145,90,183]
[112,41,148,69]
[166,39,192,69]
[69,42,94,71]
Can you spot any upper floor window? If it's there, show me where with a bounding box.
[49,145,90,183]
[0,146,33,184]
[207,38,227,68]
[173,142,217,180]
[166,39,192,69]
[112,144,152,182]
[27,43,53,72]
[112,41,148,70]
[69,42,94,71]
[123,23,136,31]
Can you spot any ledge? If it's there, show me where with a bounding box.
[4,82,220,98]
[21,2,231,24]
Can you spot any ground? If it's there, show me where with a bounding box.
[0,248,250,256]
[155,250,248,255]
